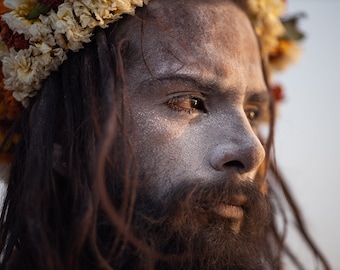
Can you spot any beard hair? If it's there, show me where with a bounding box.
[113,177,272,270]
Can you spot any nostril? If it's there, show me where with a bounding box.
[224,160,245,169]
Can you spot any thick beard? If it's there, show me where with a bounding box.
[115,178,271,270]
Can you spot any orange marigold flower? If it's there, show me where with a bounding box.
[0,91,23,120]
[0,67,24,121]
[0,1,10,15]
[271,84,285,102]
[269,39,292,61]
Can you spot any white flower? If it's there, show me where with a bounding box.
[73,1,99,28]
[117,0,136,13]
[49,48,67,70]
[2,45,66,104]
[1,12,31,36]
[73,0,122,29]
[47,3,92,50]
[35,42,52,54]
[131,0,145,6]
[3,0,36,10]
[2,12,55,47]
[2,47,39,101]
[0,0,149,106]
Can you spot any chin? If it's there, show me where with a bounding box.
[123,178,272,270]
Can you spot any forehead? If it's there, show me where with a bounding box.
[115,0,265,95]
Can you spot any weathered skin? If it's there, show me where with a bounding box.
[115,0,268,197]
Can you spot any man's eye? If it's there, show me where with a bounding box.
[245,108,261,123]
[166,95,207,114]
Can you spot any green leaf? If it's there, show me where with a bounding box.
[281,13,306,41]
[26,3,51,20]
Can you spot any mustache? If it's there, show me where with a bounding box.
[135,176,270,225]
[129,177,272,269]
[101,174,273,269]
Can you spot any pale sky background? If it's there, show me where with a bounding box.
[274,0,340,269]
[1,0,340,269]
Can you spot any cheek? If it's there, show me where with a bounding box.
[133,112,195,165]
[131,111,209,184]
[135,113,187,145]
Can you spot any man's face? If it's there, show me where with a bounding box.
[122,0,268,197]
[113,0,271,268]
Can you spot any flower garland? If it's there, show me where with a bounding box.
[0,0,304,163]
[0,0,148,106]
[0,0,148,165]
[246,0,304,72]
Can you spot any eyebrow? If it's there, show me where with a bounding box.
[246,91,270,104]
[144,74,233,94]
[143,74,269,102]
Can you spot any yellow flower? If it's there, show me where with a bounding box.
[269,39,301,71]
[247,0,285,57]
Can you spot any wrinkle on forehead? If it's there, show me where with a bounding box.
[113,0,265,94]
[142,0,261,72]
[145,0,246,45]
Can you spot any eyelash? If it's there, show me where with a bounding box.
[166,95,265,125]
[245,107,262,125]
[166,94,207,114]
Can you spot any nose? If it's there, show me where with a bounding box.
[209,119,265,174]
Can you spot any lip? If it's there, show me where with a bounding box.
[213,204,244,219]
[213,194,248,220]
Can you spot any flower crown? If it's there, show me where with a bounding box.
[0,0,304,163]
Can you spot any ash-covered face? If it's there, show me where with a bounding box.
[113,0,271,268]
[121,0,268,199]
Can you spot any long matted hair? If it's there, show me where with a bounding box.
[0,5,331,270]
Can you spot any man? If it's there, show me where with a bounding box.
[0,0,330,269]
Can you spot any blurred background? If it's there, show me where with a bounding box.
[275,0,340,269]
